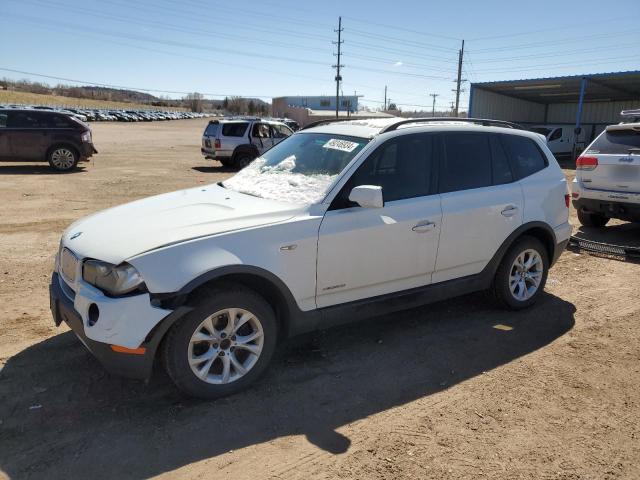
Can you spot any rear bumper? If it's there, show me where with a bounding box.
[573,197,640,222]
[49,272,188,380]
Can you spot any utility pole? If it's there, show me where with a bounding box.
[430,93,439,117]
[454,39,465,117]
[384,85,387,111]
[332,16,344,119]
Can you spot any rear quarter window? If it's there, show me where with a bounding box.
[587,130,640,155]
[204,123,219,136]
[500,135,547,179]
[221,123,249,137]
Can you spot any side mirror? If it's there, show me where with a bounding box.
[348,185,384,208]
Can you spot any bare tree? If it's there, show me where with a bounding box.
[228,96,246,115]
[185,92,204,112]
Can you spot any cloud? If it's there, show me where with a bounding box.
[393,61,403,67]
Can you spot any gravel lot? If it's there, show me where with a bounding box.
[0,118,639,480]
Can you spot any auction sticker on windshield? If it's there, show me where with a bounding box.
[323,138,360,153]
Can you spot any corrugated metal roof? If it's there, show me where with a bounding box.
[471,70,640,104]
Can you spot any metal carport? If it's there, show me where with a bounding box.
[468,70,640,141]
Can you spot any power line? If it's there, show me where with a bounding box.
[468,15,629,41]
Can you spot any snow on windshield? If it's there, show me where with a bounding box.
[223,156,338,204]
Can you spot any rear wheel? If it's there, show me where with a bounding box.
[577,209,609,228]
[163,287,277,399]
[48,146,79,172]
[493,236,548,310]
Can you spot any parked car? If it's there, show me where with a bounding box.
[571,112,640,227]
[201,117,294,168]
[0,108,97,171]
[529,124,592,156]
[50,117,571,398]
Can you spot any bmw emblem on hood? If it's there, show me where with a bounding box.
[69,231,82,240]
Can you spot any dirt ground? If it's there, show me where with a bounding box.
[0,119,638,480]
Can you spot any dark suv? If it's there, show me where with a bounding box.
[0,109,97,171]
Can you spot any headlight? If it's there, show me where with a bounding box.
[81,131,92,143]
[83,260,145,296]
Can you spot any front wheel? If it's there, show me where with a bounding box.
[493,236,549,310]
[48,146,79,172]
[163,287,277,399]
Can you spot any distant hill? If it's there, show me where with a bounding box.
[0,78,271,113]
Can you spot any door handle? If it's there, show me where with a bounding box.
[501,205,519,217]
[412,221,436,233]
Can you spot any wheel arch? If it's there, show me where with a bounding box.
[488,221,557,277]
[47,142,80,160]
[231,144,259,163]
[157,265,308,341]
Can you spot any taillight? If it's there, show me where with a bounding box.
[571,192,579,198]
[576,156,598,170]
[214,139,221,149]
[564,194,570,208]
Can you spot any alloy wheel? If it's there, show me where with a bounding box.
[509,248,544,301]
[188,308,264,384]
[51,148,75,170]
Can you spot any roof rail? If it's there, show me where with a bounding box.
[300,118,358,130]
[379,117,524,133]
[300,116,393,131]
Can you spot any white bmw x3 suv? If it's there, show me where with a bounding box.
[50,117,571,398]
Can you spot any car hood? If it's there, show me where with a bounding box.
[62,184,304,264]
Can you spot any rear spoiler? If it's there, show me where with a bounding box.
[620,109,640,123]
[606,123,640,132]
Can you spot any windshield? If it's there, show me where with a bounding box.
[223,133,369,204]
[587,129,640,155]
[530,127,552,137]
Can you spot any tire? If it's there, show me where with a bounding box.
[233,153,254,169]
[492,236,549,310]
[48,145,79,172]
[163,286,278,399]
[218,158,232,168]
[577,209,609,228]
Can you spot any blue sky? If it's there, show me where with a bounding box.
[0,0,638,111]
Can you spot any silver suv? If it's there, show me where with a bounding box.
[201,117,294,168]
[572,110,640,227]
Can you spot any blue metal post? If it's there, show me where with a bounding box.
[575,77,587,130]
[574,77,588,160]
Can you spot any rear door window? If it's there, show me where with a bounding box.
[440,133,492,193]
[272,124,292,139]
[499,135,547,179]
[489,135,514,185]
[587,129,640,155]
[221,122,249,137]
[50,114,75,128]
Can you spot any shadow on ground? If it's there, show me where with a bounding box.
[0,164,87,175]
[0,292,575,479]
[192,165,237,174]
[572,221,640,248]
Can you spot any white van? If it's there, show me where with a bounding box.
[530,125,591,156]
